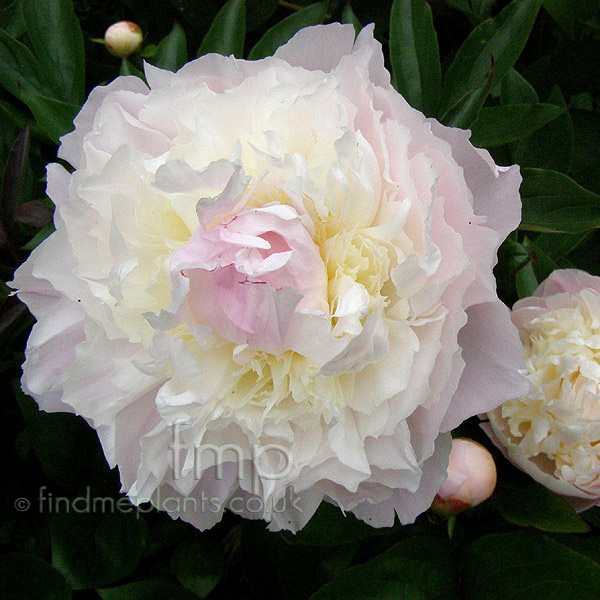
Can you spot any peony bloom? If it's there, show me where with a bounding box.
[431,438,497,516]
[104,21,143,58]
[11,24,528,532]
[485,269,600,511]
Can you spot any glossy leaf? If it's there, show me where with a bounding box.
[499,68,538,104]
[570,108,600,193]
[197,0,245,58]
[341,3,361,34]
[52,510,147,589]
[515,261,538,298]
[524,38,600,100]
[279,543,358,600]
[21,0,85,104]
[22,222,54,250]
[19,91,79,144]
[310,536,457,599]
[440,61,494,129]
[99,581,198,600]
[171,536,225,598]
[120,58,146,79]
[279,501,401,546]
[522,236,562,283]
[390,0,441,115]
[470,103,564,148]
[0,98,48,141]
[463,532,600,600]
[436,0,498,19]
[439,0,542,116]
[247,1,328,60]
[154,22,188,71]
[246,0,277,31]
[533,230,593,263]
[0,28,57,101]
[28,411,112,493]
[0,122,29,258]
[0,0,26,38]
[500,483,590,533]
[0,553,72,600]
[543,0,600,37]
[495,237,532,296]
[513,86,573,173]
[520,168,600,233]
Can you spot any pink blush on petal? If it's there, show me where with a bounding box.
[173,206,328,352]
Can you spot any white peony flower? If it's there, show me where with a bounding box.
[12,24,528,532]
[486,269,600,510]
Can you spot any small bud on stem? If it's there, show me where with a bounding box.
[104,21,143,58]
[431,438,497,517]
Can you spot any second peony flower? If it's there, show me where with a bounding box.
[486,269,600,511]
[12,24,528,531]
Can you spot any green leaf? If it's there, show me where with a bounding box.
[570,109,600,193]
[513,86,573,173]
[533,230,593,263]
[389,0,441,115]
[0,122,29,258]
[522,236,561,283]
[247,1,328,60]
[279,543,358,600]
[520,168,600,233]
[28,411,112,493]
[463,532,600,600]
[21,0,85,105]
[440,61,494,129]
[246,0,277,31]
[22,222,54,250]
[470,103,565,148]
[500,68,538,104]
[52,510,147,590]
[515,262,538,298]
[0,553,72,600]
[543,0,600,37]
[500,483,590,533]
[171,536,225,598]
[310,536,457,600]
[524,39,600,100]
[341,3,361,34]
[439,0,542,117]
[279,501,400,546]
[196,0,245,58]
[495,237,532,297]
[0,98,49,141]
[436,0,498,19]
[0,28,57,100]
[153,22,188,71]
[19,91,79,144]
[99,581,198,600]
[0,0,26,38]
[120,58,146,79]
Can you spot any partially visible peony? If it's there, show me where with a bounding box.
[486,269,600,511]
[105,21,143,58]
[431,438,497,516]
[12,24,528,532]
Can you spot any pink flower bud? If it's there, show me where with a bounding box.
[431,438,497,516]
[104,21,143,58]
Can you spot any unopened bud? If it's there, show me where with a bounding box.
[104,21,143,58]
[431,438,497,516]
